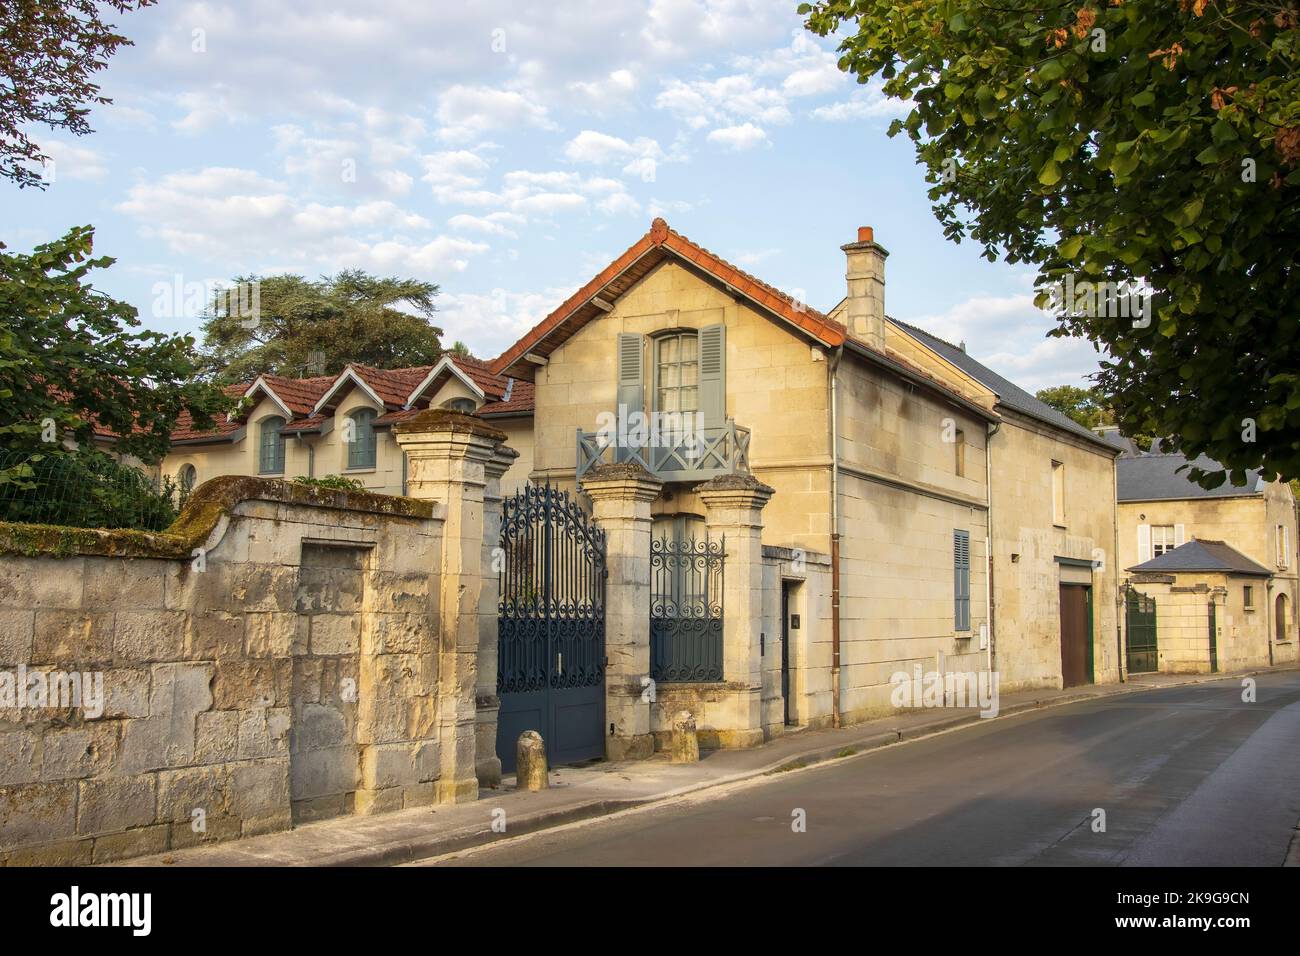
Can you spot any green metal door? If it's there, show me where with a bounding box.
[1125,587,1158,674]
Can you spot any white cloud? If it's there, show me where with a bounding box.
[449,212,525,237]
[706,123,768,151]
[37,139,109,182]
[439,286,576,358]
[811,82,909,122]
[435,85,555,141]
[904,290,1103,391]
[117,166,487,276]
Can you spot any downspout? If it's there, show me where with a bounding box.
[829,344,844,728]
[1113,453,1124,681]
[984,420,1000,677]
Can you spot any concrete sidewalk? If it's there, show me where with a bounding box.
[122,666,1289,867]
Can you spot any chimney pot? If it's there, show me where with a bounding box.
[857,226,874,243]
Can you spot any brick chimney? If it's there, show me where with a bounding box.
[841,226,889,350]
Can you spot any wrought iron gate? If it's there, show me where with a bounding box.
[650,532,724,682]
[496,484,606,773]
[1125,587,1158,674]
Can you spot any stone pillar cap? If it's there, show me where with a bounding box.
[697,473,775,496]
[582,462,663,484]
[393,408,507,442]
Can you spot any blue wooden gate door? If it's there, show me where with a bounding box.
[496,484,606,774]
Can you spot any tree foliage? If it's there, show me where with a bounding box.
[803,0,1300,487]
[1035,384,1115,428]
[199,270,444,383]
[0,226,230,465]
[0,0,156,188]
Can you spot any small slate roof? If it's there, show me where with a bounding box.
[889,319,1114,449]
[1117,453,1264,502]
[1129,539,1273,576]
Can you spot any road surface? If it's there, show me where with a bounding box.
[422,672,1300,866]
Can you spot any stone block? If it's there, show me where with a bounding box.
[168,814,241,849]
[91,823,169,863]
[354,786,404,816]
[309,613,360,656]
[0,608,34,666]
[184,610,245,660]
[194,710,240,764]
[211,659,279,710]
[83,561,164,610]
[230,758,291,824]
[238,707,291,759]
[41,725,119,780]
[119,663,214,773]
[99,668,150,719]
[289,746,358,801]
[0,781,77,847]
[157,765,231,823]
[32,610,113,665]
[0,731,39,785]
[671,711,700,763]
[113,610,187,664]
[0,557,83,610]
[244,612,297,657]
[4,837,93,866]
[292,702,350,752]
[77,775,157,834]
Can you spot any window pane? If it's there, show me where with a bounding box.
[680,361,698,387]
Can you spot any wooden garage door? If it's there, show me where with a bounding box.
[1059,584,1092,688]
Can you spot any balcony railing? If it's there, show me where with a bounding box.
[576,418,751,483]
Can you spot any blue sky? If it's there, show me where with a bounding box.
[2,0,1105,391]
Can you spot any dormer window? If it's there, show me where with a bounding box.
[441,397,476,414]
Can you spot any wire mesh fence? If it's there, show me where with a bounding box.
[0,450,180,532]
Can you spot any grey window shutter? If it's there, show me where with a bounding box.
[616,333,644,418]
[954,530,971,631]
[698,323,726,430]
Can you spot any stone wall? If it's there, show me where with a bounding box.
[0,476,447,864]
[1130,572,1272,673]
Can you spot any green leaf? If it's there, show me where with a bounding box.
[1059,236,1084,259]
[1038,161,1062,186]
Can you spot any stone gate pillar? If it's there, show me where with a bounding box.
[475,444,518,788]
[581,462,663,761]
[699,474,774,748]
[395,410,510,803]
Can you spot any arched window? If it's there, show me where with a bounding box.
[177,464,197,501]
[1277,593,1290,643]
[258,416,286,474]
[441,397,476,414]
[347,408,377,470]
[655,331,699,414]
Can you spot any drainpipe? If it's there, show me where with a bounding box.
[1113,455,1124,680]
[984,420,1000,677]
[829,344,843,728]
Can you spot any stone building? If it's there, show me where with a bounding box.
[1114,447,1299,673]
[485,218,1121,761]
[161,355,535,498]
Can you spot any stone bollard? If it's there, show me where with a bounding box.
[671,711,700,763]
[516,730,549,791]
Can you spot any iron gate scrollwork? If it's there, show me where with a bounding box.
[496,483,606,773]
[650,533,724,682]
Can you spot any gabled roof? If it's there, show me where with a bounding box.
[889,319,1115,450]
[489,218,996,422]
[1117,453,1265,502]
[1129,539,1272,576]
[169,355,532,445]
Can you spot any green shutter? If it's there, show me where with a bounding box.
[698,323,726,430]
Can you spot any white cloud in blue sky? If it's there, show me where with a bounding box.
[1,0,1101,391]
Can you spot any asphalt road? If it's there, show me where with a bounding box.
[425,672,1300,866]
